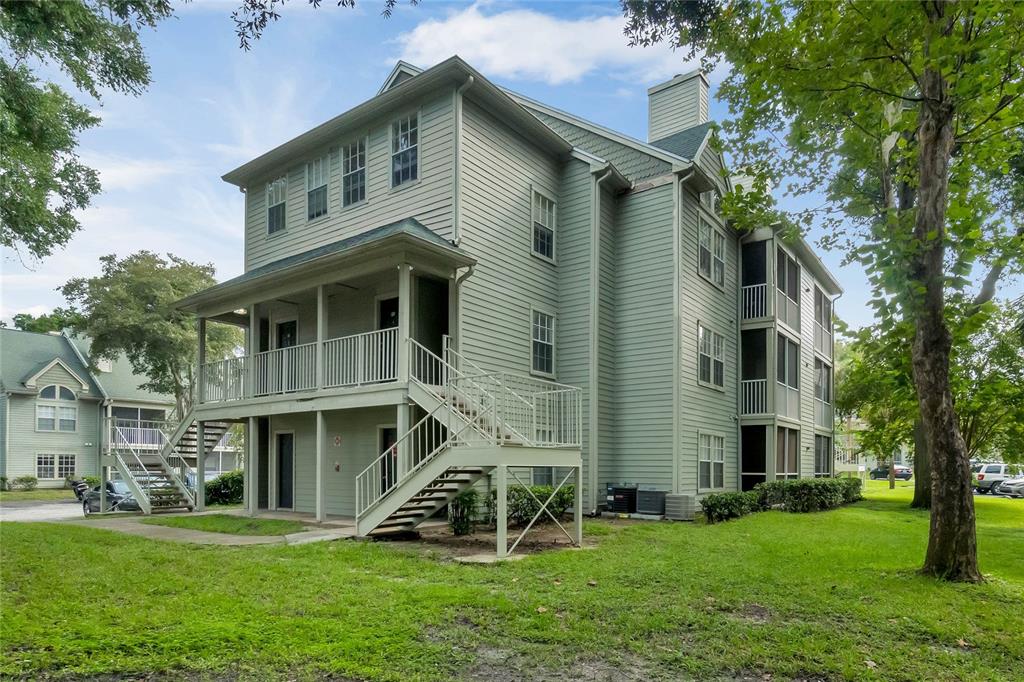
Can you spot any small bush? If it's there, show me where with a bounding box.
[486,484,575,527]
[205,470,244,505]
[448,488,479,536]
[782,478,844,513]
[83,475,101,489]
[11,476,38,491]
[0,476,7,491]
[752,480,788,510]
[700,491,759,523]
[839,477,863,504]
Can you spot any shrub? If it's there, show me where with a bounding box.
[447,488,479,536]
[486,484,575,527]
[752,480,789,510]
[12,476,38,491]
[205,470,244,505]
[839,476,863,504]
[83,475,101,489]
[0,476,7,491]
[700,490,759,523]
[781,478,845,513]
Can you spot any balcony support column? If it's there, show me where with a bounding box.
[195,420,206,511]
[248,306,257,399]
[315,410,326,522]
[197,317,207,406]
[316,285,327,390]
[496,464,508,559]
[247,416,258,516]
[397,263,412,383]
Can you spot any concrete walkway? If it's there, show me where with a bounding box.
[60,510,358,546]
[0,499,83,523]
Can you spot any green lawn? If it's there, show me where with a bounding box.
[0,488,76,503]
[2,485,1021,681]
[141,513,309,536]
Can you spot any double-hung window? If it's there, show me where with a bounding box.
[776,427,799,480]
[37,384,76,431]
[532,190,556,261]
[699,217,726,287]
[342,139,366,206]
[531,310,555,376]
[391,113,418,186]
[814,435,832,478]
[698,323,725,388]
[266,178,287,235]
[776,334,800,390]
[699,433,726,490]
[814,287,832,333]
[814,358,832,404]
[36,454,56,479]
[306,157,328,220]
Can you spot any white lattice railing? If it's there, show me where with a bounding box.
[200,356,247,403]
[742,283,768,319]
[740,379,768,415]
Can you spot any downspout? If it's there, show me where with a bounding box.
[452,75,475,246]
[3,392,9,482]
[454,264,476,354]
[671,169,694,496]
[63,330,111,510]
[588,165,614,513]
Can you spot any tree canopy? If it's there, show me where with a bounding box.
[0,0,173,260]
[61,252,242,417]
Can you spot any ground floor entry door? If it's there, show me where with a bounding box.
[380,427,398,494]
[276,432,294,509]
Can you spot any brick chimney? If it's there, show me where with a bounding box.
[647,69,710,142]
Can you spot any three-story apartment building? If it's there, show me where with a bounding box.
[164,57,839,551]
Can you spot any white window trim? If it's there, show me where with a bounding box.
[36,453,57,479]
[305,155,329,222]
[341,136,369,209]
[697,212,727,291]
[696,322,726,391]
[530,306,556,379]
[389,109,421,190]
[35,384,78,433]
[530,185,557,264]
[266,176,288,237]
[776,330,801,391]
[697,430,727,493]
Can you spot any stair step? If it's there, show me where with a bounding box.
[376,518,417,529]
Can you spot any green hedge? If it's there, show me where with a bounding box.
[700,477,863,523]
[486,484,575,527]
[205,470,244,505]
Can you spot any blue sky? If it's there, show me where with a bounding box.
[1,0,1017,329]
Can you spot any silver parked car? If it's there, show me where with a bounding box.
[975,463,1021,494]
[994,476,1024,499]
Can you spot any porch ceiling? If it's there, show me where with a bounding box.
[176,218,475,318]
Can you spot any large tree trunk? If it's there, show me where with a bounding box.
[911,27,982,582]
[910,418,931,509]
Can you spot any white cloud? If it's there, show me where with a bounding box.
[394,4,695,85]
[81,152,194,191]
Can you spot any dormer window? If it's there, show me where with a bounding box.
[266,178,287,235]
[391,113,418,187]
[37,384,77,432]
[306,157,328,220]
[342,139,366,206]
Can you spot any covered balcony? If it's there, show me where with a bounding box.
[176,218,476,415]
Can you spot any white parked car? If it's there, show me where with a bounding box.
[994,476,1024,499]
[975,463,1022,494]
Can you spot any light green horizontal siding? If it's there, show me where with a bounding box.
[245,92,456,271]
[597,183,617,492]
[649,77,708,142]
[5,393,100,486]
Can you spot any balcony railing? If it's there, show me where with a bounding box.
[741,283,768,319]
[199,329,399,404]
[740,379,768,415]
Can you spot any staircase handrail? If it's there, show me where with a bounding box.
[155,430,197,505]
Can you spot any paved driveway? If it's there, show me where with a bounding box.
[0,499,83,523]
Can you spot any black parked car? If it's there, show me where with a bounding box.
[869,465,913,481]
[82,480,141,515]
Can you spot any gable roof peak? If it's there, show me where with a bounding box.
[377,60,425,95]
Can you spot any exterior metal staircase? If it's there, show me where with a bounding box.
[354,340,582,537]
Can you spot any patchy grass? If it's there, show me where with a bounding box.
[0,488,76,503]
[141,513,309,536]
[1,486,1021,681]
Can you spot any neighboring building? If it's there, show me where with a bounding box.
[166,57,839,551]
[834,415,910,476]
[0,329,174,488]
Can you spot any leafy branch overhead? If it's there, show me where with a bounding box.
[231,0,417,49]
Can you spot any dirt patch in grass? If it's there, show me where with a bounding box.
[459,643,657,682]
[381,521,601,558]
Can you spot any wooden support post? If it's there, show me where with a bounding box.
[197,317,207,405]
[100,403,111,513]
[247,416,258,517]
[396,403,410,479]
[574,465,583,547]
[316,285,327,390]
[496,465,508,559]
[316,410,326,522]
[248,306,257,399]
[397,263,412,383]
[195,420,206,512]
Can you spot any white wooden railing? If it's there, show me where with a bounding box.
[253,342,318,395]
[740,379,768,415]
[111,419,168,450]
[324,328,399,388]
[201,356,247,402]
[742,283,768,319]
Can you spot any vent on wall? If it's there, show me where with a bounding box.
[665,494,696,521]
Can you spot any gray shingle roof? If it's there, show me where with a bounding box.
[0,329,101,396]
[68,336,171,404]
[650,122,715,160]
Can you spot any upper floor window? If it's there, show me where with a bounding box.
[699,432,726,490]
[776,427,799,480]
[306,157,328,220]
[814,287,832,332]
[776,247,800,303]
[266,178,287,235]
[698,323,725,389]
[814,358,832,404]
[391,113,418,187]
[698,217,726,288]
[342,139,366,207]
[37,384,77,431]
[776,333,800,390]
[532,190,556,261]
[531,310,555,376]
